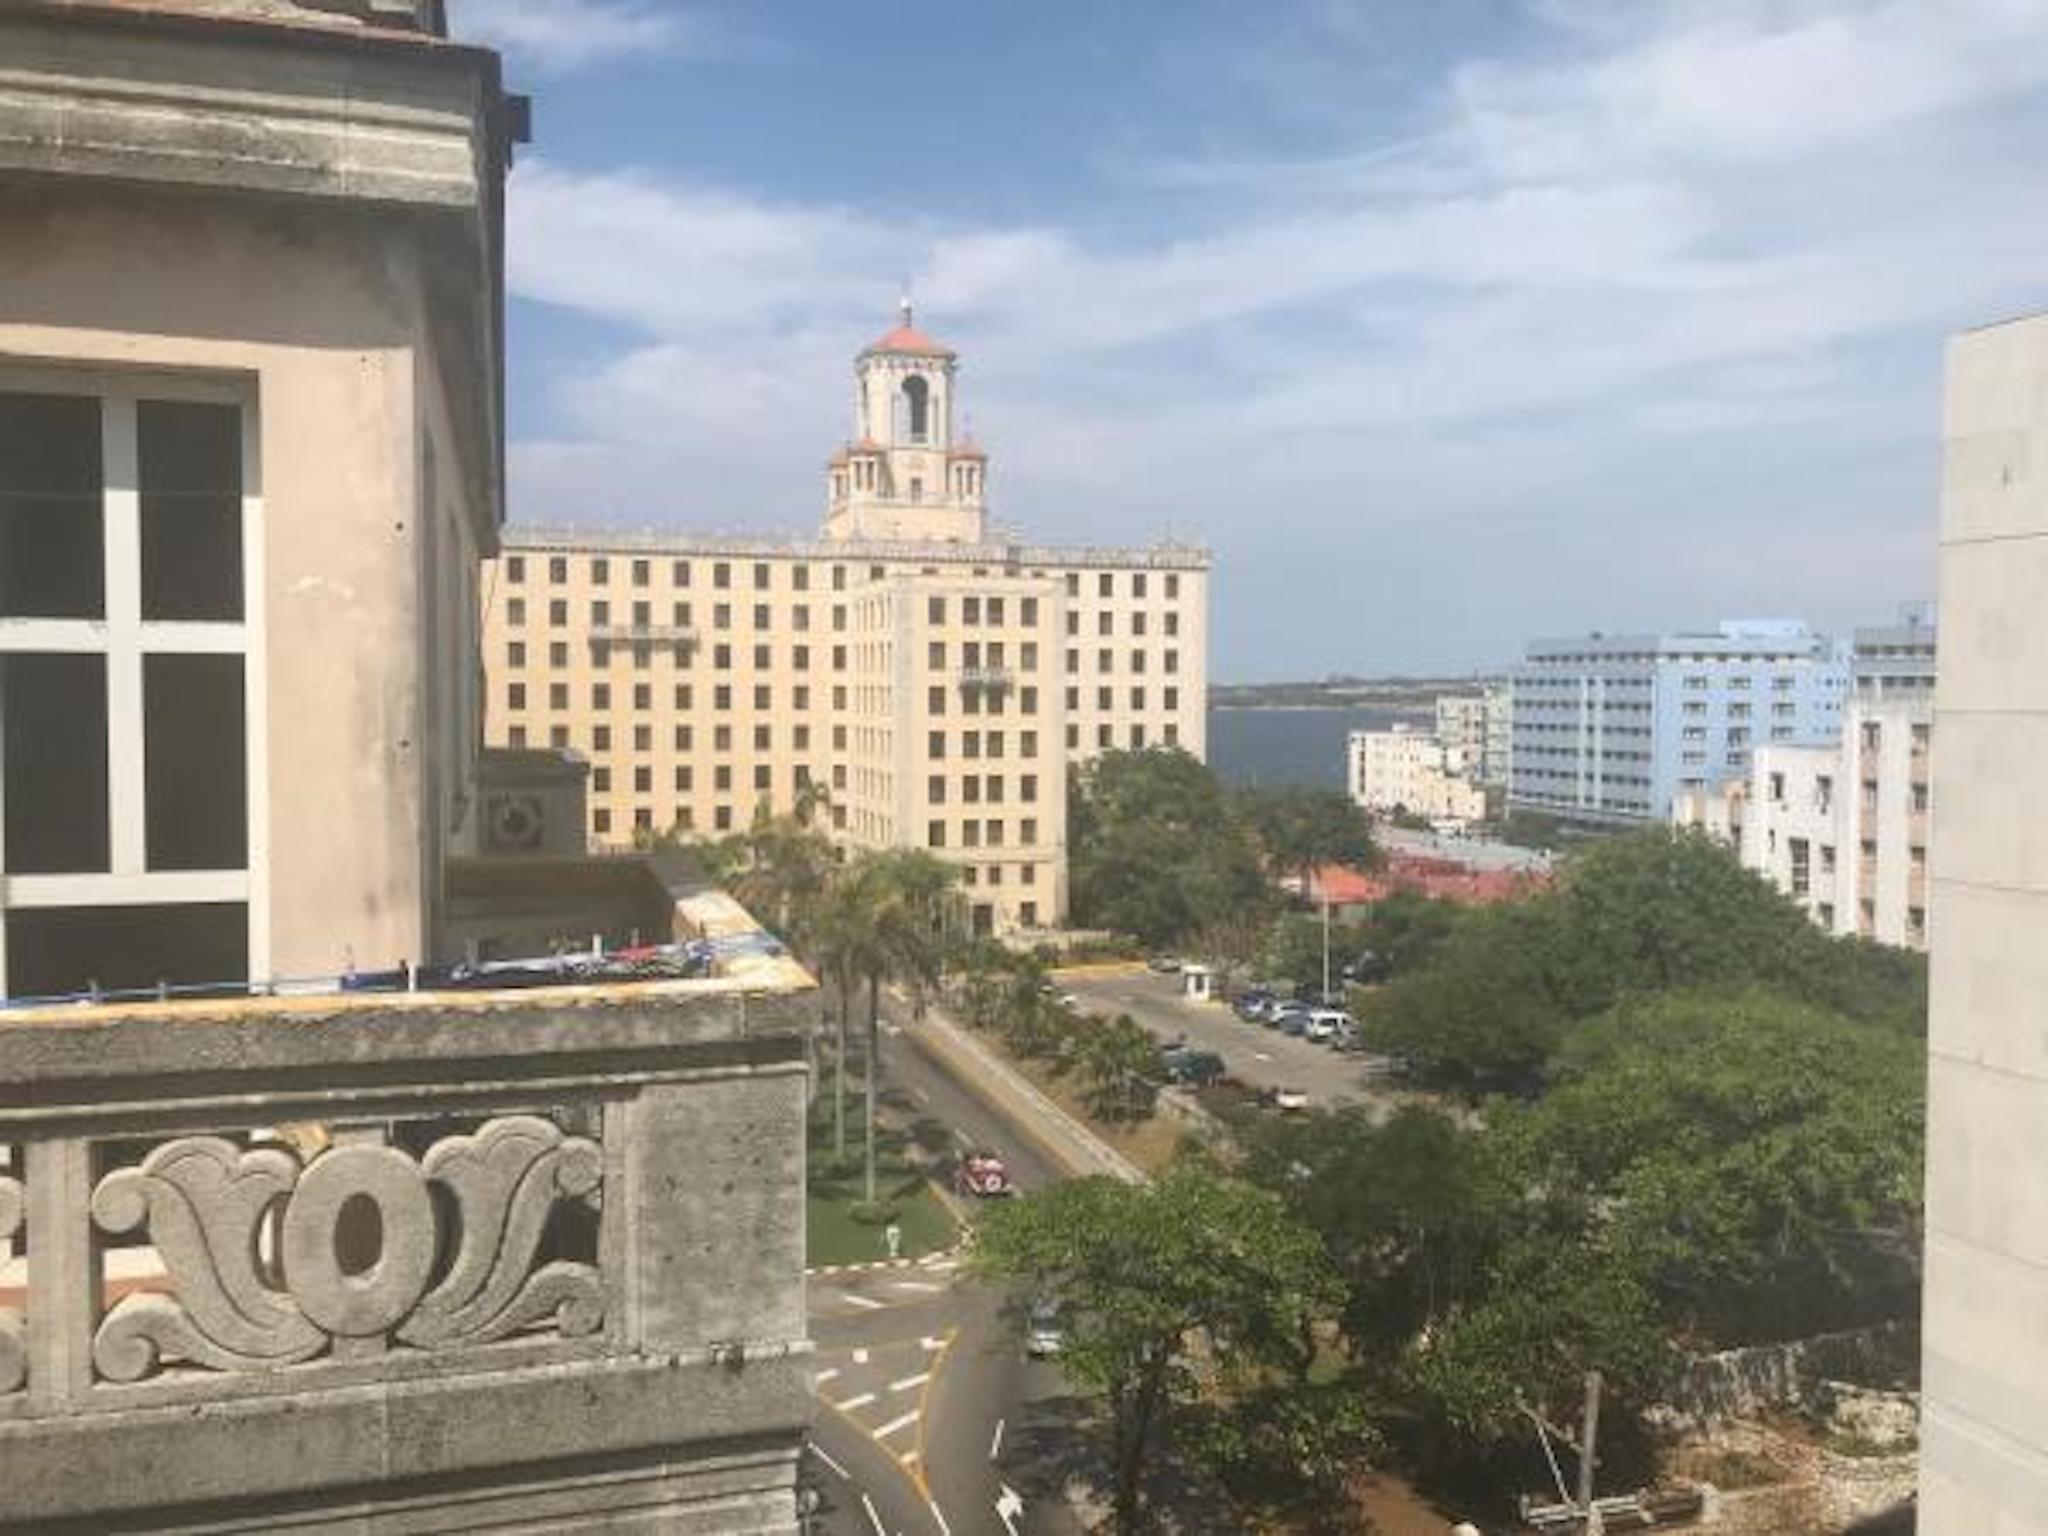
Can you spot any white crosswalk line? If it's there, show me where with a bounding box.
[813,1367,840,1385]
[874,1409,920,1440]
[888,1371,930,1393]
[842,1293,886,1311]
[836,1391,877,1411]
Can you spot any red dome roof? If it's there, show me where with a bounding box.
[863,324,954,358]
[862,299,955,359]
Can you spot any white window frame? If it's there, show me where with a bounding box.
[0,367,268,998]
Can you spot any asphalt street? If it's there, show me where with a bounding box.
[1057,967,1397,1111]
[805,1002,1090,1536]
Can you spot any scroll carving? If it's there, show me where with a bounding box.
[91,1116,603,1383]
[0,1174,23,1394]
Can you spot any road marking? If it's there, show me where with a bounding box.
[837,1391,877,1411]
[950,1127,973,1149]
[861,1492,886,1536]
[912,1085,930,1104]
[893,1279,942,1294]
[843,1294,886,1311]
[889,1371,931,1393]
[996,1481,1025,1536]
[920,1335,947,1351]
[814,1367,841,1385]
[852,1347,871,1364]
[809,1441,850,1480]
[989,1417,1005,1460]
[928,1499,952,1536]
[1252,1050,1272,1062]
[875,1409,920,1440]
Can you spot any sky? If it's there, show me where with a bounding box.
[463,0,2048,682]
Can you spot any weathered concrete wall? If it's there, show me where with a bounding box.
[1662,1323,1917,1428]
[0,180,475,980]
[0,964,814,1533]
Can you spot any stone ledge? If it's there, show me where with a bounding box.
[0,1350,812,1529]
[0,11,493,212]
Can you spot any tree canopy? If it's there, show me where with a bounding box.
[1361,827,1927,1086]
[1068,748,1272,945]
[973,1162,1343,1533]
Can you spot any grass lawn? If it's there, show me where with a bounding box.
[806,1090,959,1269]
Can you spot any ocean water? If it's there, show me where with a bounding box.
[1205,704,1431,789]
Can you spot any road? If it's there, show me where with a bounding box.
[1057,968,1396,1111]
[805,1003,1091,1536]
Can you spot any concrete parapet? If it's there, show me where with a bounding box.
[0,963,813,1532]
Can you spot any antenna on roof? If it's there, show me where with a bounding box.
[898,284,914,328]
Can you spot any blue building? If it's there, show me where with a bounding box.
[1510,619,1849,824]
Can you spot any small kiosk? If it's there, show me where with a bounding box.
[1181,963,1215,1004]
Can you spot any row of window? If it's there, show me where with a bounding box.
[507,551,1188,602]
[926,819,1042,849]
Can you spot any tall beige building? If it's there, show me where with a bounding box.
[1920,312,2048,1527]
[482,307,1210,934]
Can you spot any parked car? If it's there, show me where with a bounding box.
[1266,998,1309,1029]
[1026,1299,1065,1358]
[1163,1049,1226,1087]
[1147,955,1183,974]
[1260,1086,1311,1113]
[1304,1008,1356,1044]
[1232,988,1274,1021]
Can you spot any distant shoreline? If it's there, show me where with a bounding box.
[1207,702,1434,713]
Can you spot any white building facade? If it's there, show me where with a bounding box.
[1920,312,2048,1528]
[1513,621,1849,824]
[1675,618,1934,950]
[1347,724,1486,825]
[482,309,1210,937]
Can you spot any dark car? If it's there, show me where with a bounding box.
[1163,1049,1225,1086]
[1231,988,1273,1020]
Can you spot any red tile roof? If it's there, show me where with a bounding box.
[863,323,955,358]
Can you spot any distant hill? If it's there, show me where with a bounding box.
[1209,677,1499,709]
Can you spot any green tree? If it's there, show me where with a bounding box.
[1075,1014,1160,1122]
[1241,1105,1513,1360]
[850,849,961,1203]
[1069,748,1272,946]
[1360,827,1927,1087]
[1515,986,1925,1343]
[973,1163,1343,1534]
[1237,784,1380,897]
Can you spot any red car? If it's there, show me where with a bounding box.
[954,1151,1015,1198]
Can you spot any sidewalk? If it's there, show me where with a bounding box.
[909,1003,1147,1185]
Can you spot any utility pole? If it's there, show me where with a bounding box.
[1320,886,1332,1001]
[1578,1371,1603,1536]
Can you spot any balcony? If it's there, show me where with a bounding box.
[957,664,1015,696]
[0,902,814,1533]
[589,623,698,653]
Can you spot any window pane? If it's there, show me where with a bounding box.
[145,653,246,870]
[2,653,109,873]
[139,400,242,621]
[0,391,103,618]
[5,903,246,1000]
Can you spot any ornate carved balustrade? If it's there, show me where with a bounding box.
[0,966,813,1533]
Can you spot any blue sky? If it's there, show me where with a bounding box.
[464,0,2048,681]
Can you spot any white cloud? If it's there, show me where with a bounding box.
[455,0,703,74]
[504,0,2048,669]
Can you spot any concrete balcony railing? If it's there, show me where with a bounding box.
[589,623,699,652]
[957,664,1015,694]
[0,945,814,1533]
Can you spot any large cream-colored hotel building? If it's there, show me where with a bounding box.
[481,307,1209,934]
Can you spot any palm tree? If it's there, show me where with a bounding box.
[806,863,876,1166]
[1078,1014,1159,1121]
[852,850,960,1203]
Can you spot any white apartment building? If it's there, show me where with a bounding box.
[1347,724,1486,825]
[482,308,1210,936]
[1920,312,2048,1528]
[1436,685,1512,787]
[1675,618,1934,951]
